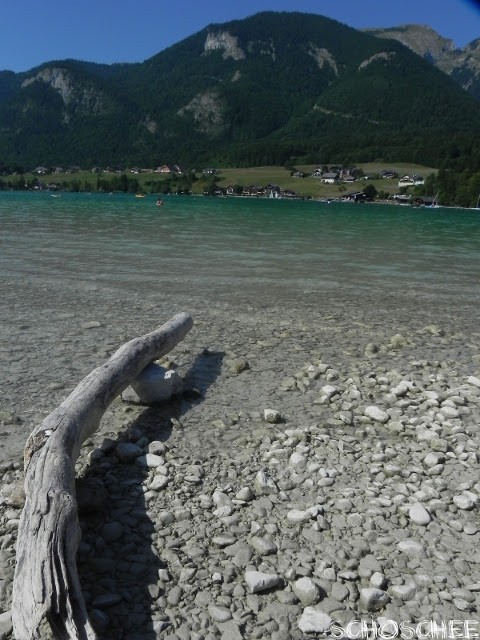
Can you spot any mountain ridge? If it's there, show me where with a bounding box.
[1,11,480,169]
[364,23,480,99]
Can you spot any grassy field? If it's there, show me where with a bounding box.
[214,163,438,199]
[37,162,438,199]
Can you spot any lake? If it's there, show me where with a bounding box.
[1,191,480,460]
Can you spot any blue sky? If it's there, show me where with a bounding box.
[2,0,480,73]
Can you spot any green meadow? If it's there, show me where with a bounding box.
[37,162,438,198]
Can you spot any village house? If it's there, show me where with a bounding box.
[155,164,185,174]
[342,191,367,203]
[381,169,398,179]
[398,174,425,187]
[320,171,340,184]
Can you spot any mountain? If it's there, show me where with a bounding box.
[1,11,480,170]
[365,24,480,100]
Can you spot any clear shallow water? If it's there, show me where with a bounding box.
[1,191,480,462]
[1,191,480,306]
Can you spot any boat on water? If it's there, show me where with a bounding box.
[135,194,146,198]
[425,191,440,209]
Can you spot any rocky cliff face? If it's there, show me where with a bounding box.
[365,24,480,98]
[22,67,108,118]
[177,90,226,135]
[364,24,456,64]
[204,31,245,60]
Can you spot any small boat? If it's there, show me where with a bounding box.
[135,194,146,198]
[426,191,440,209]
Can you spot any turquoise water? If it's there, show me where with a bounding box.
[1,191,479,307]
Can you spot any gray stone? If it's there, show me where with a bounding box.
[235,487,254,502]
[115,442,142,462]
[364,406,390,423]
[360,588,390,612]
[293,577,321,605]
[150,474,169,491]
[101,521,123,542]
[254,470,278,495]
[453,494,475,510]
[264,409,281,423]
[218,620,244,640]
[245,570,281,593]
[409,502,432,526]
[91,593,123,608]
[287,509,312,524]
[208,605,232,623]
[250,536,277,555]
[390,583,416,601]
[397,539,425,557]
[298,607,333,634]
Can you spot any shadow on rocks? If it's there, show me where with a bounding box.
[76,349,225,640]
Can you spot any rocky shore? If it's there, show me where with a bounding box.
[1,289,480,639]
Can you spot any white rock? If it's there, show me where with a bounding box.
[287,509,312,524]
[453,494,475,510]
[208,605,232,622]
[424,452,445,467]
[235,487,254,502]
[213,505,233,517]
[122,363,182,404]
[254,470,278,495]
[293,577,321,605]
[370,572,387,589]
[245,570,281,593]
[148,440,167,455]
[321,385,339,398]
[467,375,480,389]
[289,452,306,467]
[250,536,277,556]
[391,383,409,397]
[212,534,237,547]
[365,406,390,423]
[391,583,416,600]
[439,406,459,419]
[298,607,332,634]
[149,475,169,491]
[264,408,281,423]
[398,540,425,557]
[360,588,390,612]
[137,453,165,468]
[213,491,234,508]
[409,502,432,526]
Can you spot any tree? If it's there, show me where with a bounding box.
[363,184,377,200]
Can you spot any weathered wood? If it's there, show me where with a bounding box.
[12,312,194,640]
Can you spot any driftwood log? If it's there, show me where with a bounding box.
[12,312,194,640]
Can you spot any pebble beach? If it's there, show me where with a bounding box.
[1,280,480,639]
[1,195,480,638]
